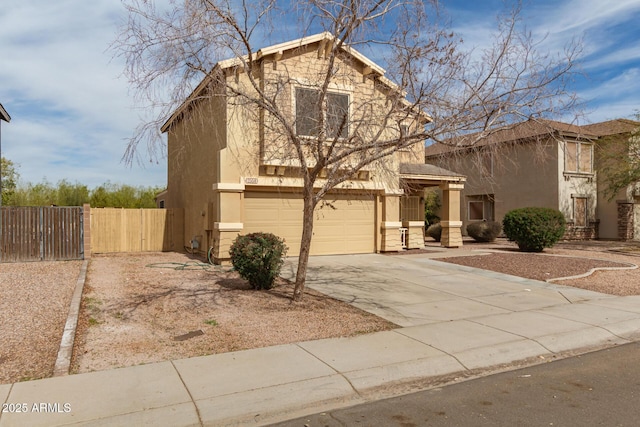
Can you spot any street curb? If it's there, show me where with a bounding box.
[53,259,89,376]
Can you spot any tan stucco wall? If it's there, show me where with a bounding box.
[166,90,227,252]
[429,141,559,233]
[166,40,433,259]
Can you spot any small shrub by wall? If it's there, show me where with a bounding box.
[466,221,502,242]
[502,207,566,252]
[229,233,288,290]
[426,223,442,242]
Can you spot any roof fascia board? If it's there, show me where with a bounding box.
[0,103,10,122]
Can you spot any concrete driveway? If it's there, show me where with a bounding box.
[282,252,613,327]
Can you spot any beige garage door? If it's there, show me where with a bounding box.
[243,192,375,256]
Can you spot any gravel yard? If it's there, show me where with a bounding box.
[71,252,395,374]
[2,239,640,383]
[0,261,83,384]
[432,239,640,296]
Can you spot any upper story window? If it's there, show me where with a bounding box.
[565,141,593,174]
[295,88,349,139]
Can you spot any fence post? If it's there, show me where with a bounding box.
[39,206,44,261]
[83,204,91,259]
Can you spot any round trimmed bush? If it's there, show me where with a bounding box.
[502,207,566,252]
[426,223,442,242]
[466,221,502,242]
[229,232,288,290]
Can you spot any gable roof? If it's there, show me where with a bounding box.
[217,32,386,77]
[580,118,640,136]
[0,103,10,123]
[424,119,600,158]
[161,33,422,132]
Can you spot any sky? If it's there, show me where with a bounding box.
[1,0,639,189]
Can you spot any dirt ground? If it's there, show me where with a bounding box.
[3,238,640,384]
[71,252,395,374]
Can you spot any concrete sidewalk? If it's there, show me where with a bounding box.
[2,253,640,426]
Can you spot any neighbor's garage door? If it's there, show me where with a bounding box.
[243,192,375,256]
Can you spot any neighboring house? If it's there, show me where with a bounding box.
[425,119,600,239]
[583,119,640,240]
[161,33,466,263]
[425,118,640,241]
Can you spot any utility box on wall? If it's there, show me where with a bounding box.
[203,202,214,231]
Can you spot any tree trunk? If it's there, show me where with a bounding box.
[292,187,316,301]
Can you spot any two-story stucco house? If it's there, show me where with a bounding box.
[425,118,640,241]
[160,33,466,263]
[424,119,600,239]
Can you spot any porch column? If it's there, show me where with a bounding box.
[439,182,464,248]
[402,221,425,249]
[380,190,404,252]
[212,183,245,263]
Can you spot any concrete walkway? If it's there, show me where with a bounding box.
[2,253,640,426]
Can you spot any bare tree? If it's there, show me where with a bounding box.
[114,0,581,300]
[595,114,640,201]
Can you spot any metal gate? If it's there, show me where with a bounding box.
[0,206,84,262]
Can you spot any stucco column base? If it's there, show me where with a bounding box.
[213,227,243,264]
[402,221,425,249]
[440,221,463,248]
[380,222,403,252]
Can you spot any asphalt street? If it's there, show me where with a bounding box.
[271,342,640,427]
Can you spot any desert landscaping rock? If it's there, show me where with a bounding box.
[71,252,396,374]
[3,240,640,385]
[0,261,83,384]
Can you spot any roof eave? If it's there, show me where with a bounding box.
[0,103,10,123]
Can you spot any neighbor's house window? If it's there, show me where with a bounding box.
[468,201,485,220]
[573,196,588,227]
[565,141,593,173]
[295,88,349,138]
[467,195,495,221]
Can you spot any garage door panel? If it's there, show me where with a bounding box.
[244,192,374,256]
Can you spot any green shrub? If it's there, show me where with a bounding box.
[466,221,502,242]
[426,223,442,242]
[424,190,441,226]
[229,232,288,290]
[502,207,566,252]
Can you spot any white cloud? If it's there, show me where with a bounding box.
[578,68,640,101]
[535,0,640,35]
[0,1,167,188]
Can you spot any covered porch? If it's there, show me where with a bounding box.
[397,163,466,249]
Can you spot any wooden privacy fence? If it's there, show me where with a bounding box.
[0,206,84,262]
[90,208,183,253]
